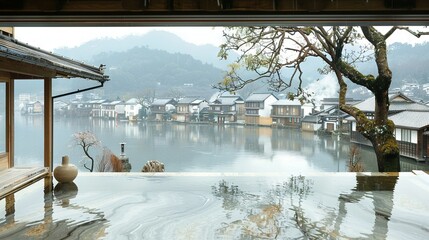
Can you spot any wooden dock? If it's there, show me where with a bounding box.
[0,167,49,199]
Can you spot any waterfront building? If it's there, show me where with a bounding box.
[390,111,429,161]
[190,98,209,122]
[349,92,429,161]
[301,114,322,132]
[21,100,44,115]
[245,93,278,126]
[101,100,123,119]
[209,92,243,123]
[176,97,198,122]
[90,99,108,118]
[124,98,142,121]
[150,98,177,121]
[271,99,302,128]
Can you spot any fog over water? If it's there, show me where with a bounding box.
[13,114,429,172]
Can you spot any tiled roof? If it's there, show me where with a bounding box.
[152,98,175,106]
[191,99,206,105]
[302,115,320,123]
[389,111,429,129]
[352,92,428,112]
[210,96,241,106]
[0,34,108,82]
[178,97,197,104]
[246,93,277,102]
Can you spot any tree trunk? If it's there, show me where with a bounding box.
[371,136,401,172]
[371,80,400,172]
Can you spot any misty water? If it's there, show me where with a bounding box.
[13,114,429,172]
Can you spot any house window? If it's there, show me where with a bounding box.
[401,129,411,143]
[246,109,258,115]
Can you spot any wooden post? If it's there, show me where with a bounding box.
[44,78,52,175]
[5,79,14,168]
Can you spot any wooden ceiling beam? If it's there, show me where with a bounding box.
[0,0,428,12]
[1,0,429,26]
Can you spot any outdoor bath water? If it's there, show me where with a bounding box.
[0,172,428,239]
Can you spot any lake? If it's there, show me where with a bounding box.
[12,114,429,172]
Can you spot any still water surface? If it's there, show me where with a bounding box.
[14,115,429,172]
[1,173,428,239]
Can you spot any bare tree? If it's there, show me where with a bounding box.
[73,131,100,172]
[216,26,428,172]
[137,88,156,106]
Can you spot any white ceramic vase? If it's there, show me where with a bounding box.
[54,155,78,183]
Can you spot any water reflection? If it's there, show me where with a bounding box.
[212,175,402,239]
[0,174,428,239]
[12,115,429,172]
[0,180,108,239]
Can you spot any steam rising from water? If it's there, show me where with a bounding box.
[306,73,339,107]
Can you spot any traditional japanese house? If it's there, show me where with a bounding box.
[271,99,302,128]
[125,98,142,121]
[245,93,278,126]
[209,93,243,123]
[176,97,197,122]
[150,98,177,121]
[189,98,209,122]
[101,100,123,119]
[349,92,429,161]
[389,111,429,161]
[301,114,323,132]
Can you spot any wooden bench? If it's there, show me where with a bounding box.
[0,167,49,199]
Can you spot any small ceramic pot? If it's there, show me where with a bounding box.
[54,155,78,183]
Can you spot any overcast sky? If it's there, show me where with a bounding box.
[14,26,429,52]
[15,27,224,51]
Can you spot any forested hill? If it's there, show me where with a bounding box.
[91,46,224,99]
[55,30,235,69]
[43,32,429,101]
[387,42,429,84]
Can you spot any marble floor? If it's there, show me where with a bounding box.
[0,172,428,239]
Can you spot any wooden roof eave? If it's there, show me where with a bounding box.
[0,35,108,82]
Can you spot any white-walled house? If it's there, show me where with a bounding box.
[176,97,198,122]
[115,101,126,119]
[124,98,142,121]
[245,93,278,126]
[101,100,123,119]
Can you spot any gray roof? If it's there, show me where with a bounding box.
[152,98,175,106]
[102,100,123,105]
[210,96,241,106]
[178,97,197,104]
[191,99,206,105]
[0,34,108,82]
[246,93,277,102]
[389,111,429,129]
[302,115,320,123]
[272,99,301,106]
[209,92,242,102]
[352,92,429,112]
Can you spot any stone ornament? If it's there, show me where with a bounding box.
[141,160,165,172]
